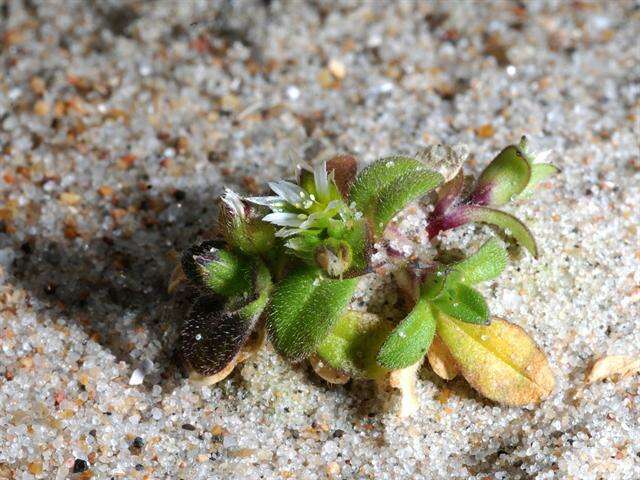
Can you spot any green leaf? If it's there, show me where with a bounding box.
[350,156,425,209]
[340,218,373,275]
[316,310,392,379]
[518,163,558,198]
[267,266,359,361]
[466,206,538,258]
[432,283,489,325]
[435,312,555,405]
[473,145,531,206]
[454,238,508,285]
[181,241,252,297]
[377,297,436,369]
[349,157,443,235]
[371,170,443,236]
[421,267,460,300]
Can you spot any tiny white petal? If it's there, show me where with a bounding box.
[275,228,304,238]
[269,181,306,205]
[263,212,304,227]
[129,360,152,386]
[313,161,329,199]
[246,196,285,208]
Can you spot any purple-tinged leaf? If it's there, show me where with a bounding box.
[466,206,538,258]
[426,205,469,239]
[433,169,465,217]
[470,145,531,207]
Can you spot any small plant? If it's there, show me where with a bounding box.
[175,137,557,415]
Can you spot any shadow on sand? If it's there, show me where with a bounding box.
[8,186,221,393]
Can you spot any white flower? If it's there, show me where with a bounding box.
[246,160,353,254]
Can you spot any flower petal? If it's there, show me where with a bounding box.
[313,161,330,201]
[246,196,286,209]
[262,212,304,227]
[268,181,306,205]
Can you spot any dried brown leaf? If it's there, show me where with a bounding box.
[327,154,357,198]
[586,355,640,383]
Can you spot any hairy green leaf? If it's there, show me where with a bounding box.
[316,310,392,379]
[340,218,373,275]
[455,238,508,285]
[432,283,489,325]
[473,145,531,206]
[435,312,555,405]
[350,156,425,208]
[181,241,253,296]
[466,206,538,258]
[421,267,460,300]
[377,297,436,369]
[267,266,359,361]
[370,170,443,236]
[349,157,443,235]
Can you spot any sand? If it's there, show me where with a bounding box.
[1,1,638,479]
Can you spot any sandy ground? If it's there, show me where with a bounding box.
[1,1,639,479]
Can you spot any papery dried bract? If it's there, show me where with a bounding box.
[326,154,358,198]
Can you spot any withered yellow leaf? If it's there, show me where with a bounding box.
[427,335,460,380]
[586,355,640,383]
[436,313,554,405]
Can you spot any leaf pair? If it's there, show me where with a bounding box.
[427,137,558,258]
[177,242,272,378]
[377,239,508,370]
